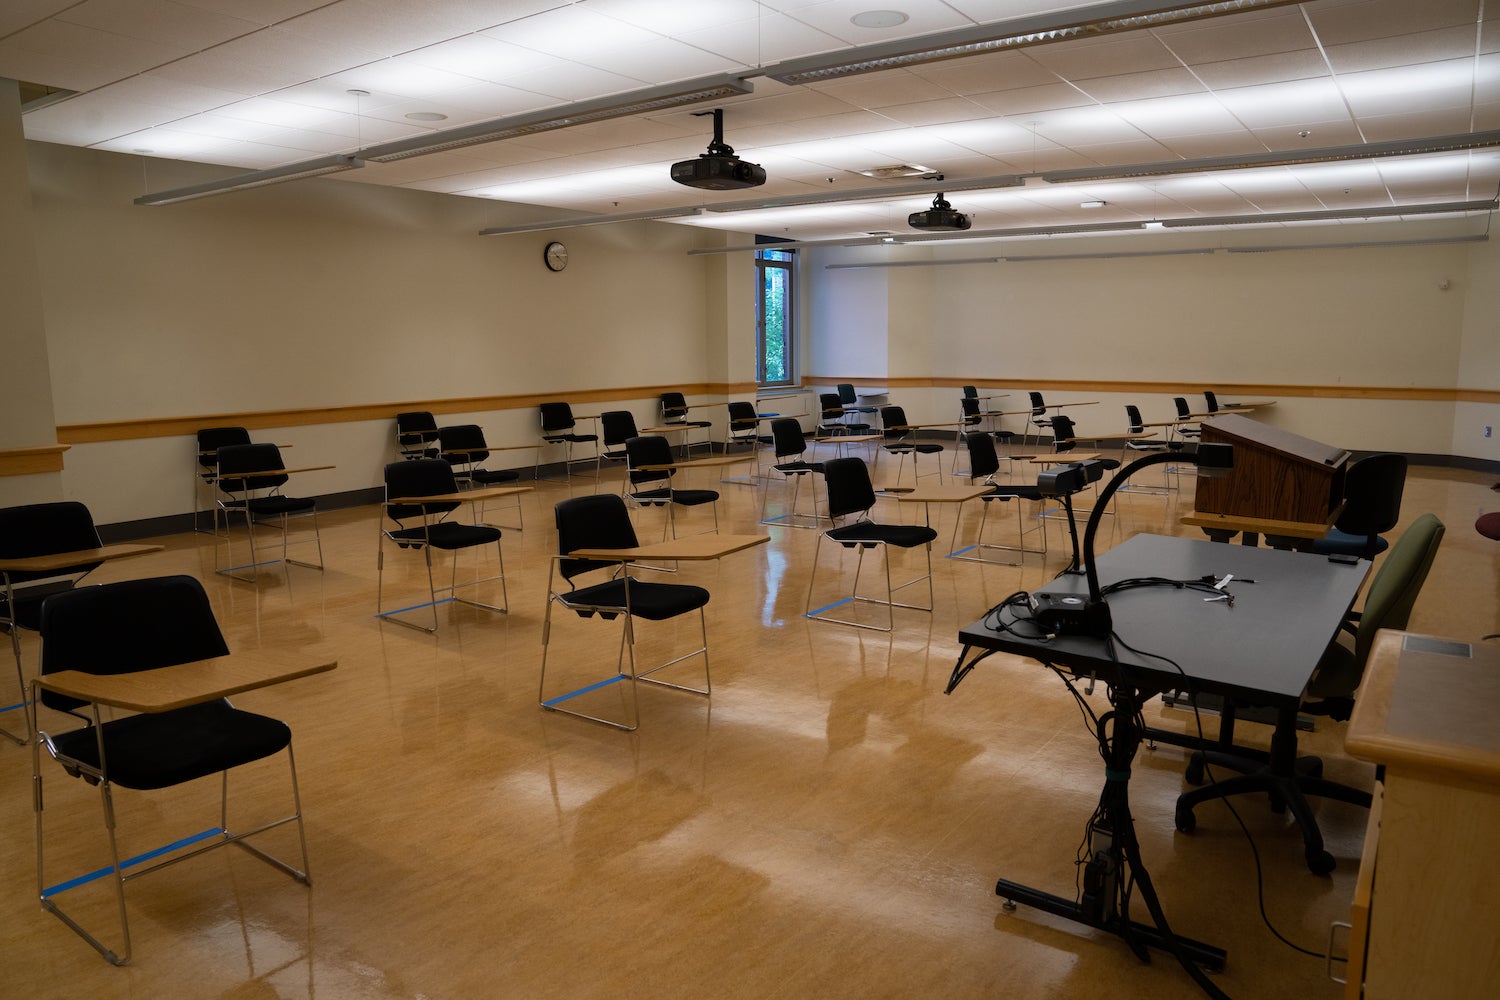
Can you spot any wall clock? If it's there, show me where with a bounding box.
[543,241,568,271]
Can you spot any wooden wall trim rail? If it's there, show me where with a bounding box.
[0,444,69,478]
[54,383,756,446]
[44,379,1500,449]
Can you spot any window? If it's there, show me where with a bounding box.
[755,247,794,386]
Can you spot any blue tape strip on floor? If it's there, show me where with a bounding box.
[374,596,454,618]
[805,597,855,616]
[947,546,978,558]
[43,827,225,897]
[542,673,627,707]
[2,699,26,714]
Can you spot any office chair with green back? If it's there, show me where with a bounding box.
[1175,512,1446,874]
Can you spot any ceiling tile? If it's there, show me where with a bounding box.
[1072,67,1207,104]
[57,0,260,50]
[1025,33,1182,80]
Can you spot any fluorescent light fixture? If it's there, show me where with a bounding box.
[1161,199,1497,228]
[1080,200,1107,208]
[1004,248,1215,262]
[1043,131,1500,184]
[134,154,364,206]
[701,173,1025,214]
[1224,234,1489,253]
[360,75,755,163]
[827,257,1002,269]
[479,206,702,237]
[764,0,1302,84]
[687,220,1147,253]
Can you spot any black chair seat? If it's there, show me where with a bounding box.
[1308,528,1391,558]
[630,488,673,506]
[389,522,501,550]
[50,700,290,791]
[470,468,520,485]
[827,522,937,549]
[885,442,943,455]
[544,432,597,444]
[774,460,824,475]
[667,419,712,430]
[983,484,1044,501]
[562,577,709,621]
[229,495,316,517]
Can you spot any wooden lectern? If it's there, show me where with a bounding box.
[1188,413,1351,544]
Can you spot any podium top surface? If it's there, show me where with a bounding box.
[1200,413,1350,469]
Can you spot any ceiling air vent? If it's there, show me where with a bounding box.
[856,163,938,179]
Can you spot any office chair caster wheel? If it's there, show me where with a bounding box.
[1184,754,1206,786]
[1174,803,1196,833]
[1306,849,1336,876]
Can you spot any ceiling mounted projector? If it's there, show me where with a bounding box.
[671,108,766,191]
[908,192,971,231]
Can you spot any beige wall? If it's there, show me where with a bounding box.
[805,222,1500,461]
[7,141,756,524]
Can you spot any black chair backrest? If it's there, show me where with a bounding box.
[197,426,251,470]
[962,386,978,398]
[439,424,489,461]
[1049,414,1077,451]
[0,502,103,587]
[820,393,843,423]
[823,457,877,520]
[396,411,438,444]
[540,402,576,433]
[625,435,673,487]
[1028,391,1046,415]
[726,401,757,430]
[385,459,461,521]
[961,396,982,424]
[771,418,808,459]
[600,410,638,448]
[836,384,859,407]
[216,443,288,493]
[1125,405,1145,433]
[556,493,639,581]
[966,433,1000,480]
[1173,397,1192,419]
[660,392,689,421]
[880,405,910,441]
[39,575,230,714]
[1203,391,1220,412]
[1337,453,1407,537]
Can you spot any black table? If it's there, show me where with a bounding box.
[948,534,1369,993]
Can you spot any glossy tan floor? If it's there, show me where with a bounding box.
[1,453,1494,1000]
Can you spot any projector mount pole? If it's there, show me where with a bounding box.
[692,108,735,156]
